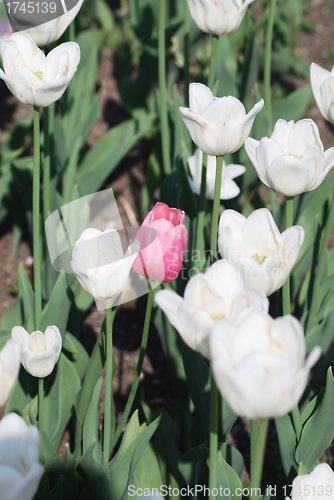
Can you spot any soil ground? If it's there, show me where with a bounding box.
[1,0,334,490]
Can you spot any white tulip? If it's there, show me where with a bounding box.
[209,308,321,419]
[70,228,140,307]
[11,325,62,378]
[289,463,334,500]
[188,148,246,200]
[0,33,80,107]
[0,413,44,500]
[186,0,254,35]
[18,0,84,47]
[218,208,304,296]
[245,119,334,196]
[0,339,20,406]
[179,83,264,156]
[310,62,334,125]
[155,260,269,358]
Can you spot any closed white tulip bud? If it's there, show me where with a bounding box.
[218,208,305,296]
[288,463,334,500]
[179,83,264,156]
[155,259,269,358]
[11,325,62,378]
[209,309,321,419]
[70,228,140,309]
[0,33,80,107]
[0,338,20,406]
[310,62,334,125]
[245,118,334,196]
[186,0,254,35]
[188,148,246,200]
[0,412,44,500]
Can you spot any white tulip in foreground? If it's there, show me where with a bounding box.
[245,119,334,196]
[20,0,84,46]
[11,325,62,378]
[0,338,20,406]
[0,412,44,500]
[209,309,321,419]
[310,62,334,125]
[288,463,334,500]
[70,228,140,309]
[179,83,264,156]
[218,208,304,296]
[0,33,80,107]
[155,260,268,358]
[188,148,246,200]
[186,0,254,35]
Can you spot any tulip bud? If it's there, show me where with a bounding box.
[0,412,44,500]
[132,202,188,283]
[11,325,62,378]
[186,0,254,35]
[288,463,334,500]
[0,33,80,107]
[179,83,264,156]
[310,62,334,125]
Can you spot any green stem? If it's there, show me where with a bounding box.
[158,0,172,175]
[33,106,42,329]
[210,156,224,262]
[250,419,269,499]
[209,372,218,500]
[263,0,277,133]
[102,304,117,468]
[194,154,207,272]
[38,378,44,433]
[306,185,334,333]
[111,282,154,449]
[208,34,219,91]
[282,196,294,316]
[43,106,50,222]
[250,419,258,477]
[184,0,190,106]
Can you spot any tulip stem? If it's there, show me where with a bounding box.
[43,106,51,223]
[38,378,44,433]
[209,372,219,500]
[306,185,334,334]
[282,196,294,316]
[184,0,190,106]
[102,303,117,469]
[111,281,154,450]
[208,34,219,92]
[158,0,172,175]
[263,0,277,133]
[210,156,224,262]
[194,154,208,272]
[250,418,269,499]
[33,106,42,329]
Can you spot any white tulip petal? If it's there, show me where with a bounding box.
[189,82,214,114]
[289,119,323,156]
[46,42,81,81]
[254,137,284,186]
[319,77,334,124]
[310,62,329,115]
[267,155,311,196]
[270,119,293,152]
[0,339,20,406]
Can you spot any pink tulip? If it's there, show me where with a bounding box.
[132,202,188,283]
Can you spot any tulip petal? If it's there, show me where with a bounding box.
[254,137,284,186]
[46,42,81,81]
[267,155,311,196]
[289,119,323,156]
[189,82,214,114]
[270,119,293,153]
[310,62,330,119]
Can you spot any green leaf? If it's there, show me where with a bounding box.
[275,414,298,477]
[297,462,308,476]
[0,297,23,330]
[177,444,209,487]
[295,368,334,471]
[217,452,242,500]
[5,369,38,417]
[38,272,71,336]
[272,85,312,124]
[63,332,89,382]
[108,413,162,500]
[48,449,78,500]
[83,377,103,463]
[78,444,109,500]
[305,310,334,374]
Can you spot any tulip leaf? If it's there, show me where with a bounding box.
[83,377,103,463]
[131,440,165,494]
[305,310,334,374]
[177,444,210,488]
[219,444,244,480]
[273,85,312,124]
[44,353,81,447]
[78,444,110,500]
[108,413,162,500]
[38,272,71,337]
[18,262,35,333]
[21,394,38,425]
[0,296,23,331]
[78,117,154,196]
[275,414,298,478]
[217,452,242,500]
[48,449,78,500]
[295,368,334,471]
[40,429,59,470]
[298,462,309,476]
[45,476,64,500]
[5,369,38,417]
[63,332,89,382]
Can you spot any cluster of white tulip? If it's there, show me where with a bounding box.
[0,5,82,497]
